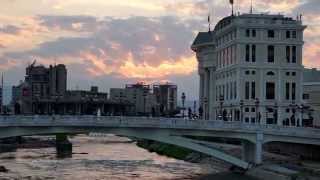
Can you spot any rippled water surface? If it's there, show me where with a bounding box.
[0,135,213,180]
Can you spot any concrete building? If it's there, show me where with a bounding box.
[153,83,178,115]
[192,13,307,126]
[303,68,320,127]
[110,83,157,115]
[12,63,130,115]
[12,62,67,114]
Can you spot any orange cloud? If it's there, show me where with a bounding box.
[80,50,197,80]
[118,53,197,79]
[304,42,320,68]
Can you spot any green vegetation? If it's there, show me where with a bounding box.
[136,140,195,160]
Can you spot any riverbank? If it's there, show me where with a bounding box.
[136,139,320,180]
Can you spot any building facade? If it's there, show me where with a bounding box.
[12,63,130,115]
[192,13,307,126]
[303,68,320,127]
[110,83,157,115]
[153,83,178,114]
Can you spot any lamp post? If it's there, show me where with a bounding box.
[203,97,208,120]
[219,95,224,121]
[240,100,244,122]
[273,102,278,125]
[289,101,297,126]
[181,92,186,118]
[255,98,260,124]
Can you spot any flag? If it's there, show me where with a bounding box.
[230,0,234,4]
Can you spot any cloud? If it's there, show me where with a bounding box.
[38,15,99,32]
[2,15,201,82]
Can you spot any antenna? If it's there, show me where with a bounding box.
[250,0,253,14]
[229,0,234,16]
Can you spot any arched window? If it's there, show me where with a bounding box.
[266,71,275,76]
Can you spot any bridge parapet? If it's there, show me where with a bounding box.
[0,116,319,139]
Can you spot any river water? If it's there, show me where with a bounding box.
[0,135,258,180]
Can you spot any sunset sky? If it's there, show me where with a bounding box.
[0,0,319,100]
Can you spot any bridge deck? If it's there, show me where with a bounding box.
[0,116,319,139]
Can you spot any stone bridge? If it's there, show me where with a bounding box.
[1,115,320,169]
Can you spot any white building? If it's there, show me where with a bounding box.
[192,13,307,126]
[303,68,320,127]
[110,83,157,115]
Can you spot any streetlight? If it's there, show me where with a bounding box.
[181,92,186,118]
[255,98,260,124]
[273,102,278,125]
[203,97,208,120]
[219,95,224,120]
[143,89,148,116]
[289,101,297,126]
[240,100,244,122]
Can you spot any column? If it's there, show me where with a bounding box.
[203,69,209,120]
[56,134,72,158]
[209,68,215,120]
[242,133,263,165]
[260,69,265,124]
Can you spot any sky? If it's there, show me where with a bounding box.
[0,0,319,100]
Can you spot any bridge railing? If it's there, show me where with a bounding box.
[0,116,319,138]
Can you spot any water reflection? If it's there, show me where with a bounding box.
[0,135,207,180]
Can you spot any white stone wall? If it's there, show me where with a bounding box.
[194,14,306,126]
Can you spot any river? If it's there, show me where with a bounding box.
[0,135,258,180]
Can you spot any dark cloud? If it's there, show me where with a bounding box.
[5,15,204,67]
[38,15,99,32]
[293,0,320,14]
[0,25,21,34]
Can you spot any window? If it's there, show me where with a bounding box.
[268,45,275,62]
[252,29,256,37]
[268,30,275,38]
[286,82,290,100]
[267,71,275,76]
[245,108,250,112]
[245,117,249,123]
[286,108,290,113]
[251,117,256,123]
[286,46,290,63]
[292,31,297,38]
[292,46,296,63]
[292,83,296,100]
[303,93,310,100]
[286,72,290,76]
[251,107,256,112]
[230,82,233,99]
[292,72,296,76]
[252,45,256,62]
[266,82,275,100]
[234,81,237,99]
[245,81,250,100]
[246,45,250,62]
[245,70,250,75]
[246,29,250,37]
[251,71,256,75]
[251,82,256,99]
[286,31,290,38]
[226,83,229,100]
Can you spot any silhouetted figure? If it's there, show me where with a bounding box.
[198,106,203,119]
[151,107,156,117]
[188,108,192,119]
[223,110,227,121]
